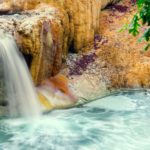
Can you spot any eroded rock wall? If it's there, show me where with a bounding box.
[0,0,119,84]
[0,5,69,84]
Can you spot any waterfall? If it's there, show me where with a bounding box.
[0,30,41,117]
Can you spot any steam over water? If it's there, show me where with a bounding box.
[0,31,41,117]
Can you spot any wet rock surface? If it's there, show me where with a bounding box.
[0,0,119,85]
[0,5,69,84]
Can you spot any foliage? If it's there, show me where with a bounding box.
[129,0,150,51]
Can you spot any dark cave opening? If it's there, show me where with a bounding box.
[69,41,77,53]
[22,53,33,69]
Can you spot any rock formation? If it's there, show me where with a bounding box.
[64,0,150,100]
[0,0,119,85]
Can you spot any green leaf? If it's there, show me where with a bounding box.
[129,15,140,36]
[128,0,150,51]
[143,28,150,41]
[118,23,129,32]
[144,43,150,51]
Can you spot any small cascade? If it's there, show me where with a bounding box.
[0,30,41,117]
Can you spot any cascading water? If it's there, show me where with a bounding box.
[0,30,41,117]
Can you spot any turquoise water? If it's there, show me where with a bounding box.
[0,91,150,150]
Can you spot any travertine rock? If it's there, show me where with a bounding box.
[0,0,117,52]
[63,0,150,99]
[0,0,119,84]
[0,4,69,84]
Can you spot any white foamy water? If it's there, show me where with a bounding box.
[0,31,41,117]
[0,91,150,150]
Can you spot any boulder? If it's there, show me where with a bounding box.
[37,74,77,110]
